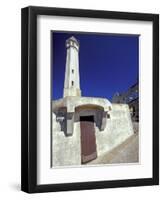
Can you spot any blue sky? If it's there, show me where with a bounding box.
[52,31,139,100]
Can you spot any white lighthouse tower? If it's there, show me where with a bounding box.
[63,36,81,97]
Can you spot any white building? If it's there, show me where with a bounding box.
[52,36,134,166]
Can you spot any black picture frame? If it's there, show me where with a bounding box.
[21,6,159,193]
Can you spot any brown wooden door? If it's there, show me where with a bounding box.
[80,116,97,164]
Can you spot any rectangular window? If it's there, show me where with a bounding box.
[72,81,74,86]
[72,69,74,73]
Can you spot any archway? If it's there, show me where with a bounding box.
[80,115,97,164]
[75,104,104,164]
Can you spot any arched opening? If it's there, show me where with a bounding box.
[75,104,104,112]
[75,104,105,164]
[75,104,104,129]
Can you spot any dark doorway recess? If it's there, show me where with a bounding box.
[80,115,94,122]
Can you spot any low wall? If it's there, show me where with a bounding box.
[95,104,134,156]
[52,103,134,167]
[52,113,81,167]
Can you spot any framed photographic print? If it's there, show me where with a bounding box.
[21,6,159,193]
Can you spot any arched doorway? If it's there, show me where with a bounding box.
[75,104,104,164]
[80,115,97,164]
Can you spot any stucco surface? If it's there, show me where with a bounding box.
[95,104,134,156]
[52,113,81,167]
[52,103,134,167]
[52,96,112,113]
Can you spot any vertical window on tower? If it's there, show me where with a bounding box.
[72,81,74,86]
[72,69,74,74]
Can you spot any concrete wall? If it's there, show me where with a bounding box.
[52,96,112,113]
[95,104,134,156]
[52,113,81,167]
[52,104,134,167]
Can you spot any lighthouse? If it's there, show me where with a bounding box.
[63,36,81,97]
